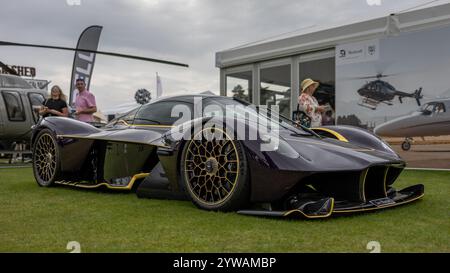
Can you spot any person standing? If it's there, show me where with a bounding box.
[74,78,97,122]
[298,78,326,127]
[39,85,69,118]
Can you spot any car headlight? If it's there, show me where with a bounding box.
[277,139,300,159]
[261,134,300,159]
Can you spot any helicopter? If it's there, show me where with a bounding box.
[0,73,47,158]
[351,73,423,110]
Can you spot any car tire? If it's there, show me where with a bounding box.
[180,126,249,211]
[401,141,411,151]
[32,129,61,187]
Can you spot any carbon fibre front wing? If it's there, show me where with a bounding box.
[237,184,424,219]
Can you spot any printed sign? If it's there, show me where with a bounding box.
[25,79,49,90]
[336,39,379,65]
[0,65,36,77]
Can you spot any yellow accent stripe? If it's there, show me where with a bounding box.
[284,137,374,152]
[55,173,149,191]
[360,169,368,203]
[119,120,175,128]
[283,192,424,217]
[283,198,335,219]
[383,167,389,197]
[333,193,424,214]
[56,134,170,148]
[313,127,349,142]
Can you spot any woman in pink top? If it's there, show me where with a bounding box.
[74,78,97,123]
[298,78,326,127]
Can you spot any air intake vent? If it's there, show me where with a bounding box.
[364,166,388,200]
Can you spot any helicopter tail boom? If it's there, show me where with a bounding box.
[397,87,423,106]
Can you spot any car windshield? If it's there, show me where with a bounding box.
[106,106,142,127]
[202,96,313,136]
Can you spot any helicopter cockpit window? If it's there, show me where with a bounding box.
[28,93,45,123]
[420,102,446,115]
[2,91,25,121]
[376,82,383,92]
[435,103,446,113]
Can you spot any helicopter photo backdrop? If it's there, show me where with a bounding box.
[335,25,450,169]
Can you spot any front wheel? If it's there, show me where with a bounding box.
[180,126,249,211]
[401,141,411,151]
[32,129,61,187]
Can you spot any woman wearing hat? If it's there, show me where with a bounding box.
[298,78,326,127]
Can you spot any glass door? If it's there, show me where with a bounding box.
[259,59,291,118]
[298,50,336,125]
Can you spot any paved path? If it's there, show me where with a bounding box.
[393,144,450,169]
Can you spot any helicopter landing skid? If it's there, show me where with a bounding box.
[358,97,393,110]
[358,97,378,110]
[357,104,375,110]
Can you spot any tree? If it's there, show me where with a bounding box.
[231,84,249,101]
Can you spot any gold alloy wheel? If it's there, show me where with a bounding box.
[34,133,57,182]
[184,128,239,205]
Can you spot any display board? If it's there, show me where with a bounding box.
[336,26,450,169]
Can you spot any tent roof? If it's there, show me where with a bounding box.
[216,3,450,68]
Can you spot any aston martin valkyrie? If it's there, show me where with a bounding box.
[31,94,424,218]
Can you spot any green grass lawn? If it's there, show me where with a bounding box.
[0,167,448,253]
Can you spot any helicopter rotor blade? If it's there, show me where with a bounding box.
[378,73,402,78]
[0,40,189,68]
[358,74,397,80]
[340,71,409,81]
[0,60,19,75]
[340,75,384,81]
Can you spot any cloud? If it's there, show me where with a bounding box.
[0,0,445,110]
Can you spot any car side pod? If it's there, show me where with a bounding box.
[236,184,424,219]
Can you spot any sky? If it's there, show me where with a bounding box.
[0,0,448,112]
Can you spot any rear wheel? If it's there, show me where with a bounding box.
[32,129,60,187]
[180,126,249,211]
